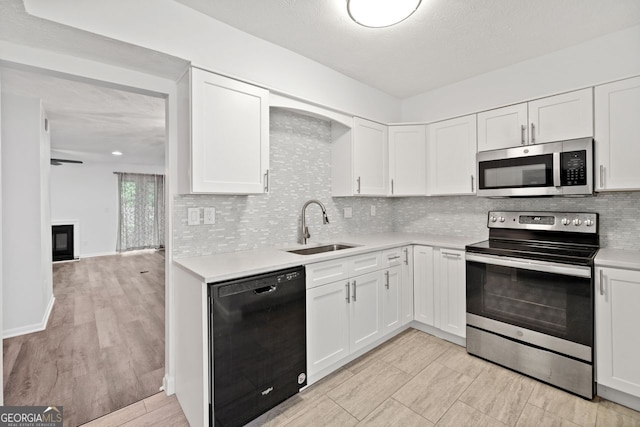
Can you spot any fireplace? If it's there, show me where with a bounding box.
[52,224,75,261]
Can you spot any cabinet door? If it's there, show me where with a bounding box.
[388,125,427,196]
[477,103,528,151]
[596,267,640,398]
[349,271,383,353]
[353,117,388,196]
[413,245,435,327]
[595,76,640,191]
[306,281,350,377]
[382,266,402,335]
[401,246,414,326]
[427,115,477,195]
[438,249,466,338]
[191,68,269,194]
[528,88,593,145]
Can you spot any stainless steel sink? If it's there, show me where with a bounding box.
[286,243,358,256]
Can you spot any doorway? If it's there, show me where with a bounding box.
[1,65,169,425]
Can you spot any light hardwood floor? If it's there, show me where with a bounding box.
[3,252,165,427]
[91,328,640,427]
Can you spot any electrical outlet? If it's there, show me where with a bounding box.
[204,207,216,224]
[187,208,200,225]
[343,207,353,218]
[370,205,376,216]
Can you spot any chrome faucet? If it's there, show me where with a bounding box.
[301,199,329,244]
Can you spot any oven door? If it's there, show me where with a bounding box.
[466,253,593,362]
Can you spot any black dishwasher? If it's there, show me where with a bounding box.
[209,266,307,427]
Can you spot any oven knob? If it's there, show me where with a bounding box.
[561,218,570,226]
[490,216,497,223]
[573,218,582,226]
[585,219,594,227]
[499,217,505,222]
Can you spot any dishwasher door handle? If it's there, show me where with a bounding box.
[254,285,277,294]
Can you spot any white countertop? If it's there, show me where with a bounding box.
[595,248,640,271]
[173,232,480,283]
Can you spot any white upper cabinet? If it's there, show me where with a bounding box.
[388,125,427,196]
[427,114,477,195]
[528,88,593,145]
[180,67,269,194]
[477,89,593,152]
[352,117,388,196]
[477,103,528,151]
[595,76,640,191]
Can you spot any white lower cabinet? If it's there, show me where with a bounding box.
[382,266,402,335]
[306,248,407,378]
[401,246,414,325]
[413,245,466,339]
[350,271,383,353]
[437,249,467,338]
[596,267,640,399]
[306,280,351,375]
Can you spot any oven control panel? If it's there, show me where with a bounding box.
[488,211,598,233]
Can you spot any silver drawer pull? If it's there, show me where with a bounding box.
[385,271,390,289]
[387,255,401,261]
[345,281,350,303]
[442,251,461,258]
[599,270,604,296]
[404,248,409,265]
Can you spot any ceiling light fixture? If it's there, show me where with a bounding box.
[112,151,123,156]
[347,0,421,28]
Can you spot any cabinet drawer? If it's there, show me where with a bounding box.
[349,252,382,276]
[306,258,350,289]
[381,247,403,268]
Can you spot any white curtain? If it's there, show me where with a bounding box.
[116,172,165,252]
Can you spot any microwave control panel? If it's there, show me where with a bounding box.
[561,150,587,186]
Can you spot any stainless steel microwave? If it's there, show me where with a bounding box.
[476,137,594,197]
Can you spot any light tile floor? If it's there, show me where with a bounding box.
[87,328,640,426]
[246,328,640,427]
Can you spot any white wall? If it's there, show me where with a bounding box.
[1,92,53,337]
[22,0,401,123]
[50,162,165,258]
[401,25,640,123]
[0,70,4,405]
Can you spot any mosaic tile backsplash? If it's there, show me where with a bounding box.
[174,109,640,257]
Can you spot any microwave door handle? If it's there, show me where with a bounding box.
[553,152,561,187]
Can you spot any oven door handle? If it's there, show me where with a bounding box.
[466,253,592,279]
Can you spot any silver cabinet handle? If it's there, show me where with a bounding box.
[385,271,390,289]
[345,281,351,303]
[442,251,461,258]
[599,270,604,296]
[530,123,536,143]
[352,279,357,301]
[263,169,269,192]
[600,165,605,189]
[391,179,394,195]
[521,124,526,145]
[404,248,409,265]
[387,255,400,261]
[471,175,475,192]
[356,176,361,194]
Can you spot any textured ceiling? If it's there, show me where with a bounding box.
[0,0,188,82]
[1,67,166,166]
[175,0,640,98]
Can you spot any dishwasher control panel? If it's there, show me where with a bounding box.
[277,271,302,283]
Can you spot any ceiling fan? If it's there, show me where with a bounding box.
[50,158,83,166]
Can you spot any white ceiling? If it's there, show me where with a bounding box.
[1,67,166,166]
[175,0,640,98]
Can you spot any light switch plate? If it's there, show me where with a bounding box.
[343,207,352,219]
[204,207,216,224]
[370,205,376,216]
[187,208,200,225]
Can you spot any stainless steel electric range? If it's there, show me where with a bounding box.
[465,211,599,399]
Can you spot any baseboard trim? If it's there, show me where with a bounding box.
[163,375,175,396]
[81,251,118,258]
[409,321,467,347]
[3,295,55,339]
[597,383,640,411]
